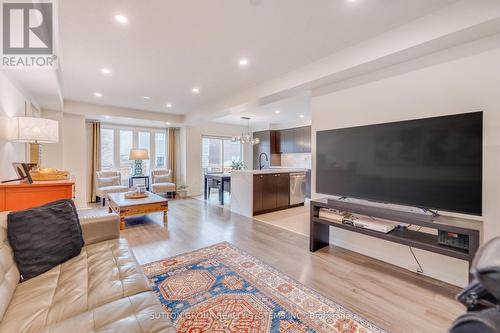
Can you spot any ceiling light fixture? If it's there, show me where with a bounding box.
[94,92,103,97]
[104,115,111,119]
[299,114,305,118]
[232,117,260,145]
[143,96,151,100]
[239,58,249,66]
[115,14,128,24]
[166,103,173,108]
[275,110,281,114]
[192,87,200,94]
[101,68,111,75]
[166,122,171,125]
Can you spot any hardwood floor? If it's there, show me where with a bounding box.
[120,198,463,333]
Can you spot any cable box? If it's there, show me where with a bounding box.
[343,215,396,234]
[438,230,469,250]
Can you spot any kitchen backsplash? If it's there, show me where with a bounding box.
[281,153,312,169]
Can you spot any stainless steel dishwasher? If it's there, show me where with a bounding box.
[289,172,306,206]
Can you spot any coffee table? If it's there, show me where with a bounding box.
[107,191,168,230]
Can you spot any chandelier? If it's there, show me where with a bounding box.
[232,117,260,145]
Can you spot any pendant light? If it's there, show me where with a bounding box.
[232,117,260,145]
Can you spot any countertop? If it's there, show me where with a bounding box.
[232,168,307,175]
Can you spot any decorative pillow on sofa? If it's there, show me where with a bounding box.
[7,199,84,280]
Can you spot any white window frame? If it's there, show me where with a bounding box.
[100,124,168,174]
[201,135,243,174]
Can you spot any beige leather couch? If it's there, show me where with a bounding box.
[0,211,175,333]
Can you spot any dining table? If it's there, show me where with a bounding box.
[204,173,231,205]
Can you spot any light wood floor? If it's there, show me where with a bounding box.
[120,198,463,333]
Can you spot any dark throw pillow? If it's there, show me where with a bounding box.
[7,199,85,281]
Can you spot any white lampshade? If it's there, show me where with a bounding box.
[10,117,59,143]
[129,148,149,160]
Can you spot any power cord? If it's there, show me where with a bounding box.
[407,224,424,273]
[409,246,424,274]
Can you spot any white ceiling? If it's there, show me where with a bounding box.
[215,92,311,128]
[59,0,457,121]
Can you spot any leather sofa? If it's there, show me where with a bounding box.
[0,211,175,333]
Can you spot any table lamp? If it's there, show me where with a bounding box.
[10,116,59,167]
[129,149,149,176]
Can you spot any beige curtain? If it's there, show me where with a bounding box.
[89,122,101,202]
[167,128,177,184]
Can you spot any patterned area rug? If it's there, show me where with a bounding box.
[142,242,386,333]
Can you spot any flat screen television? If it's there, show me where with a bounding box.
[316,112,483,215]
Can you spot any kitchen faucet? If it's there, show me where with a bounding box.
[259,152,269,170]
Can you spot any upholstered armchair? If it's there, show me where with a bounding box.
[151,169,176,198]
[95,171,129,206]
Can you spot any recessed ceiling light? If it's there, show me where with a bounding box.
[192,87,200,94]
[115,14,128,24]
[143,96,151,100]
[166,103,173,108]
[104,115,111,119]
[299,114,305,118]
[275,110,281,114]
[94,92,103,97]
[101,68,111,75]
[166,122,171,125]
[239,58,249,66]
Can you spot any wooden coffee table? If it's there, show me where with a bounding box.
[107,191,168,230]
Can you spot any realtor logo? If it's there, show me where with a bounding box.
[1,0,57,68]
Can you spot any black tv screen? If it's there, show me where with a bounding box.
[316,112,483,215]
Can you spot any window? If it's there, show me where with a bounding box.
[138,131,150,174]
[202,136,242,174]
[100,128,114,170]
[120,130,133,181]
[155,133,166,168]
[223,140,242,170]
[100,125,167,182]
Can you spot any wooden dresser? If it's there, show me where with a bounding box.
[0,179,75,212]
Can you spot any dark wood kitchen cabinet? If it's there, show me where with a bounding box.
[276,126,311,153]
[253,174,264,212]
[302,126,311,152]
[253,173,290,215]
[275,173,290,208]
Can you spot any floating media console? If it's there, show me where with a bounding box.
[310,198,481,281]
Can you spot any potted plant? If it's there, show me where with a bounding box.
[177,185,189,199]
[230,160,246,171]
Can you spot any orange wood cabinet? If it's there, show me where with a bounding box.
[0,180,75,212]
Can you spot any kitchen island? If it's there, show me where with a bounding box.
[231,169,306,217]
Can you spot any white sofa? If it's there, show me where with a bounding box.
[151,169,176,198]
[95,170,129,206]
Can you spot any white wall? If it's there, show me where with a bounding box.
[40,109,63,169]
[181,121,252,196]
[40,109,87,207]
[0,72,27,180]
[62,113,87,207]
[312,47,500,287]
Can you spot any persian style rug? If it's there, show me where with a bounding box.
[142,242,386,333]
